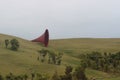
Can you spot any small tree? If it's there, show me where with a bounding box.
[38,49,48,62]
[60,66,73,80]
[56,53,63,65]
[51,71,60,80]
[57,59,61,65]
[73,66,87,80]
[36,73,49,80]
[48,50,57,64]
[65,66,73,75]
[0,74,3,80]
[5,39,9,48]
[5,73,14,80]
[23,74,28,80]
[10,39,19,51]
[31,73,35,80]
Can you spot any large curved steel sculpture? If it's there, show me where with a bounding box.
[32,29,49,47]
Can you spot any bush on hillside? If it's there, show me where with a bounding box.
[5,39,9,48]
[79,51,120,73]
[10,39,19,51]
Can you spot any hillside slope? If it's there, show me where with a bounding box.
[0,34,67,76]
[0,34,120,80]
[49,38,120,80]
[49,38,120,57]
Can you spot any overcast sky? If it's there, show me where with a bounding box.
[0,0,120,40]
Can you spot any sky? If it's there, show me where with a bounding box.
[0,0,120,40]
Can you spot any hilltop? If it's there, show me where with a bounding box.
[49,38,120,57]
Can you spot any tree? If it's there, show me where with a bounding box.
[31,73,35,80]
[51,71,60,80]
[5,73,14,80]
[56,53,63,65]
[65,66,73,75]
[73,66,87,80]
[57,59,61,65]
[38,49,48,62]
[23,74,28,80]
[36,73,49,80]
[63,66,73,80]
[59,66,73,80]
[5,39,9,48]
[104,64,109,72]
[10,39,19,51]
[80,60,87,69]
[48,50,57,64]
[0,75,3,80]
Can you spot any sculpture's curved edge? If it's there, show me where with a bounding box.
[32,29,49,47]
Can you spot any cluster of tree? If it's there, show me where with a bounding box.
[0,65,87,80]
[52,65,87,80]
[0,72,49,80]
[5,39,20,51]
[38,48,63,65]
[79,51,120,73]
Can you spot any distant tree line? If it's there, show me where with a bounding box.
[79,51,120,73]
[5,39,20,51]
[0,65,87,80]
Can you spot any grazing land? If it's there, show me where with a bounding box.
[0,34,120,80]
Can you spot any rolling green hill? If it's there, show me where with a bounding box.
[49,38,120,57]
[0,34,60,75]
[0,34,78,76]
[0,34,120,80]
[49,38,120,80]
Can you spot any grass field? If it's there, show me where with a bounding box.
[49,38,120,57]
[0,34,120,79]
[49,38,120,80]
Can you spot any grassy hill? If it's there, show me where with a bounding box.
[0,34,65,76]
[0,34,120,80]
[49,38,120,80]
[49,38,120,57]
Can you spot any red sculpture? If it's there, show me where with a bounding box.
[32,29,49,47]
